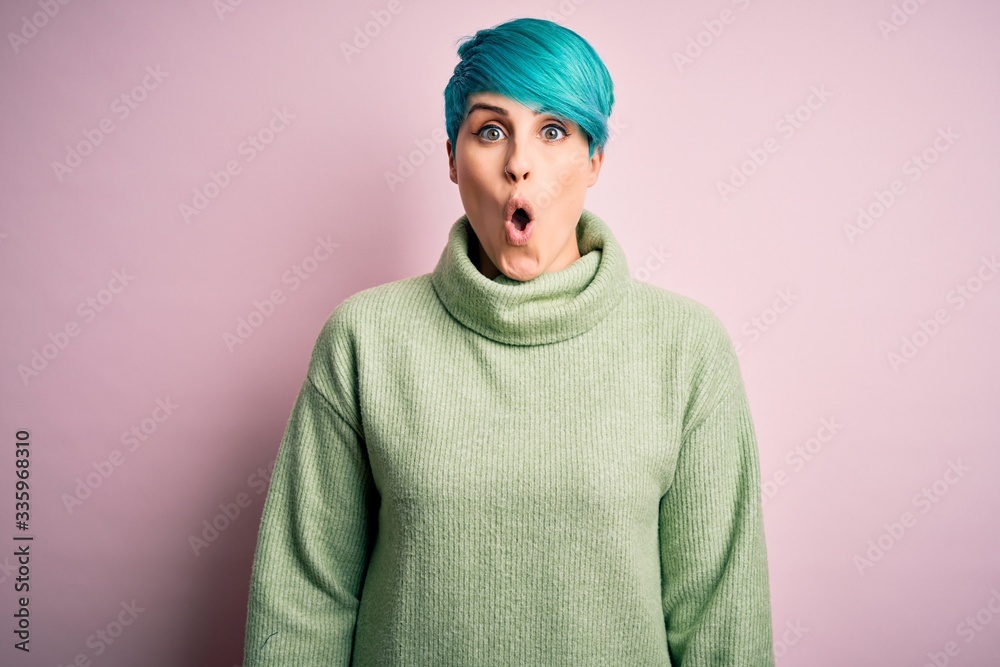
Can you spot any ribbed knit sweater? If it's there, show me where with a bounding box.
[243,209,775,666]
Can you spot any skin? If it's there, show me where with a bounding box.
[447,91,605,281]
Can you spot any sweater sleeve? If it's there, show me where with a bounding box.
[659,316,775,666]
[243,314,378,665]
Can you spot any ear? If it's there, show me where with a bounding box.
[447,139,457,184]
[586,149,605,187]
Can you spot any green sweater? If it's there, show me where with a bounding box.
[243,209,775,666]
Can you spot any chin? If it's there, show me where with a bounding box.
[497,254,546,282]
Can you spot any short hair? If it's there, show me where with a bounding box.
[443,17,615,160]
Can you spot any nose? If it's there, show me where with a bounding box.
[504,143,530,182]
[505,164,529,181]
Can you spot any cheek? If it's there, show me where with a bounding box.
[457,151,492,186]
[549,155,590,195]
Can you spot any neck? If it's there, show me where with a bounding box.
[430,209,632,346]
[471,237,500,280]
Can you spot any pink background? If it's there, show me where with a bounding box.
[2,0,998,665]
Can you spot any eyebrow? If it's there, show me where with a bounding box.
[465,102,546,121]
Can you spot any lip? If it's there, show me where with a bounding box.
[504,195,536,226]
[503,195,536,246]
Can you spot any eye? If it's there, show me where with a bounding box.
[542,124,568,142]
[475,124,506,143]
[473,123,570,144]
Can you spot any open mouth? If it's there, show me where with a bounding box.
[512,208,531,231]
[505,196,535,233]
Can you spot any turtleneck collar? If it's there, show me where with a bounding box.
[430,208,631,346]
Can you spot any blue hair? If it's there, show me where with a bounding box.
[443,17,615,160]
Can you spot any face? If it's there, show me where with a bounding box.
[447,92,604,281]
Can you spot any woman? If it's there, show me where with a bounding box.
[244,17,775,666]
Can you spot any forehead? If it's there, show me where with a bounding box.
[467,91,514,106]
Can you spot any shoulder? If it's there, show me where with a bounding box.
[627,281,742,427]
[316,273,436,339]
[304,274,435,419]
[308,273,438,368]
[627,280,734,357]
